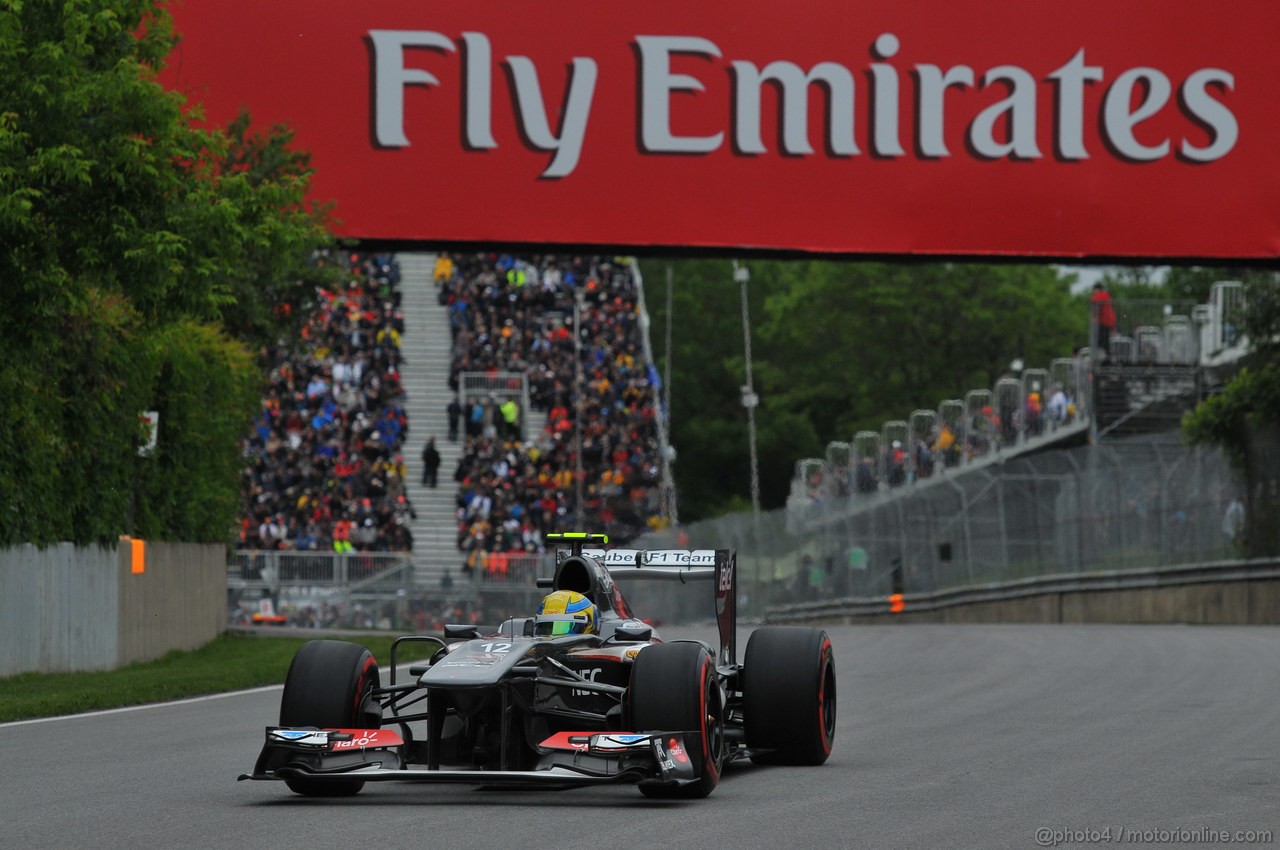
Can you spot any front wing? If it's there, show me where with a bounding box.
[238,727,702,790]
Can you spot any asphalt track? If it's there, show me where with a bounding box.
[3,625,1279,850]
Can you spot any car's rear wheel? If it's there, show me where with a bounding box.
[744,626,836,765]
[629,642,724,799]
[278,639,381,796]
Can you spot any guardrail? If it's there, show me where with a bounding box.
[230,550,407,580]
[765,557,1280,624]
[228,550,412,598]
[228,549,554,597]
[472,552,552,589]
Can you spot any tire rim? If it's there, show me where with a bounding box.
[820,659,837,746]
[704,672,725,772]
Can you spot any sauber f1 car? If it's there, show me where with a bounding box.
[240,533,837,799]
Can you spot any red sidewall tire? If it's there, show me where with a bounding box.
[278,640,380,797]
[744,627,836,766]
[629,642,724,798]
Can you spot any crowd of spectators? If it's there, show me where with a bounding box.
[797,363,1083,504]
[436,252,666,567]
[237,250,417,553]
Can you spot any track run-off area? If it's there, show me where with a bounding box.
[3,625,1278,849]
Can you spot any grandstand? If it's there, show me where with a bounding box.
[228,255,1249,622]
[236,250,414,556]
[434,253,670,585]
[230,248,674,612]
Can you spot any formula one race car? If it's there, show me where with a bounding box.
[240,533,836,799]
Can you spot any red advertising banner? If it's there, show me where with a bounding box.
[164,1,1280,258]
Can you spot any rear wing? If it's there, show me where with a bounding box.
[553,544,738,667]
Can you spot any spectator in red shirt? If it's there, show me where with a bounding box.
[1090,282,1117,361]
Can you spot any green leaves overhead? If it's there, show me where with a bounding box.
[0,0,333,545]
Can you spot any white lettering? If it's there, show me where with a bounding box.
[1104,67,1172,161]
[572,667,602,696]
[870,33,904,157]
[636,35,724,153]
[718,564,734,592]
[1180,68,1237,162]
[970,65,1042,159]
[506,55,598,178]
[915,64,974,157]
[1048,49,1103,160]
[369,30,455,148]
[731,60,858,156]
[460,32,497,150]
[366,30,1239,173]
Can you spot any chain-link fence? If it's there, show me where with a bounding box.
[228,551,414,623]
[457,370,532,439]
[1093,283,1247,366]
[636,435,1248,619]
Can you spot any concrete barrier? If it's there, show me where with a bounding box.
[116,541,226,665]
[766,559,1280,626]
[1,541,225,676]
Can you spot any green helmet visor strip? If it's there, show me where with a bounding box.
[533,614,592,635]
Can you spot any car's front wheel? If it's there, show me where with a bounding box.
[278,639,381,796]
[629,642,724,799]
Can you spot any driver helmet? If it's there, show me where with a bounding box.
[535,590,596,636]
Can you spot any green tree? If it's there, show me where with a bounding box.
[643,259,1085,520]
[1183,274,1280,557]
[0,0,332,545]
[639,259,811,521]
[214,110,339,350]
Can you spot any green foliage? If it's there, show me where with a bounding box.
[1238,275,1280,361]
[1,0,216,337]
[1183,275,1280,456]
[642,259,1084,520]
[0,1,333,545]
[1183,275,1280,557]
[131,322,261,541]
[212,110,339,349]
[1183,368,1280,464]
[0,290,155,542]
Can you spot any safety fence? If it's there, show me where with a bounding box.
[228,551,414,622]
[227,548,559,626]
[765,557,1280,625]
[637,435,1245,620]
[470,552,552,588]
[457,370,532,439]
[1096,282,1246,366]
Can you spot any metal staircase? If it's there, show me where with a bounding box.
[1093,364,1204,438]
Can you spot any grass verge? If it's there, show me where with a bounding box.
[0,633,434,724]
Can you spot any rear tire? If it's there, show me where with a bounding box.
[629,642,724,799]
[278,640,381,797]
[744,627,836,766]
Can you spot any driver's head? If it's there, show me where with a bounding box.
[535,590,597,635]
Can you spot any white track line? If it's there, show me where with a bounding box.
[0,663,423,729]
[0,684,284,729]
